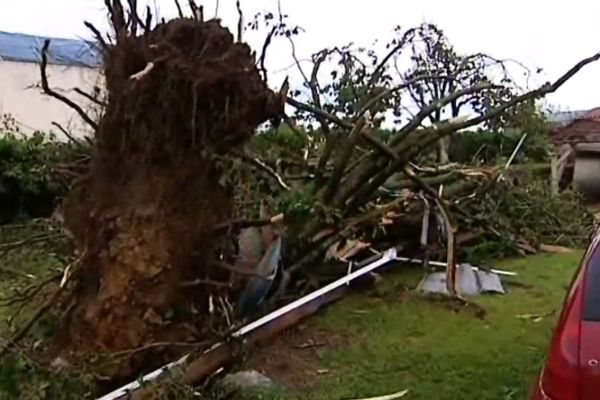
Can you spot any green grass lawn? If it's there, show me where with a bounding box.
[0,227,585,400]
[246,251,583,400]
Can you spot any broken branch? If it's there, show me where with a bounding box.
[51,122,86,147]
[322,115,369,203]
[110,341,203,358]
[106,0,127,39]
[402,166,458,294]
[286,97,352,129]
[73,87,107,107]
[0,273,61,308]
[213,214,285,233]
[0,252,85,357]
[233,151,290,191]
[362,131,399,161]
[432,196,457,296]
[390,82,494,147]
[0,233,59,260]
[258,25,278,82]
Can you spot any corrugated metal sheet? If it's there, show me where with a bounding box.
[0,31,101,68]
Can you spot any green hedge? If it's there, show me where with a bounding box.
[0,131,82,223]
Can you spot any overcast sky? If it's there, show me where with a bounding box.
[1,0,599,111]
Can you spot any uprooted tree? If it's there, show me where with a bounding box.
[11,0,599,390]
[36,0,284,381]
[274,23,597,268]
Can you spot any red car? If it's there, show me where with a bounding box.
[531,231,600,399]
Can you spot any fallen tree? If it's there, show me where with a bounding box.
[258,27,600,279]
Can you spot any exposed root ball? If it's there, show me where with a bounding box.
[98,18,279,158]
[59,17,281,383]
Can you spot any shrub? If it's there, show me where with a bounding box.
[0,119,86,223]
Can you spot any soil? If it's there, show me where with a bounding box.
[246,322,349,390]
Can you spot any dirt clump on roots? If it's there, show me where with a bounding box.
[57,15,281,383]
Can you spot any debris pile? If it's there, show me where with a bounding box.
[311,163,593,281]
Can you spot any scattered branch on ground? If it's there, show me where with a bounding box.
[0,250,84,358]
[0,273,62,308]
[110,341,205,359]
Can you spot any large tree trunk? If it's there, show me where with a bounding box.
[58,16,280,381]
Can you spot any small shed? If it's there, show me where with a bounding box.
[552,107,600,199]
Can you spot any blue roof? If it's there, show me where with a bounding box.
[0,31,102,68]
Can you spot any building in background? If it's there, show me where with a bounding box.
[0,30,102,139]
[552,107,600,199]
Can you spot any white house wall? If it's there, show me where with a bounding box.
[0,60,102,139]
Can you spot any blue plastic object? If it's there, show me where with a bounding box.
[235,236,283,320]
